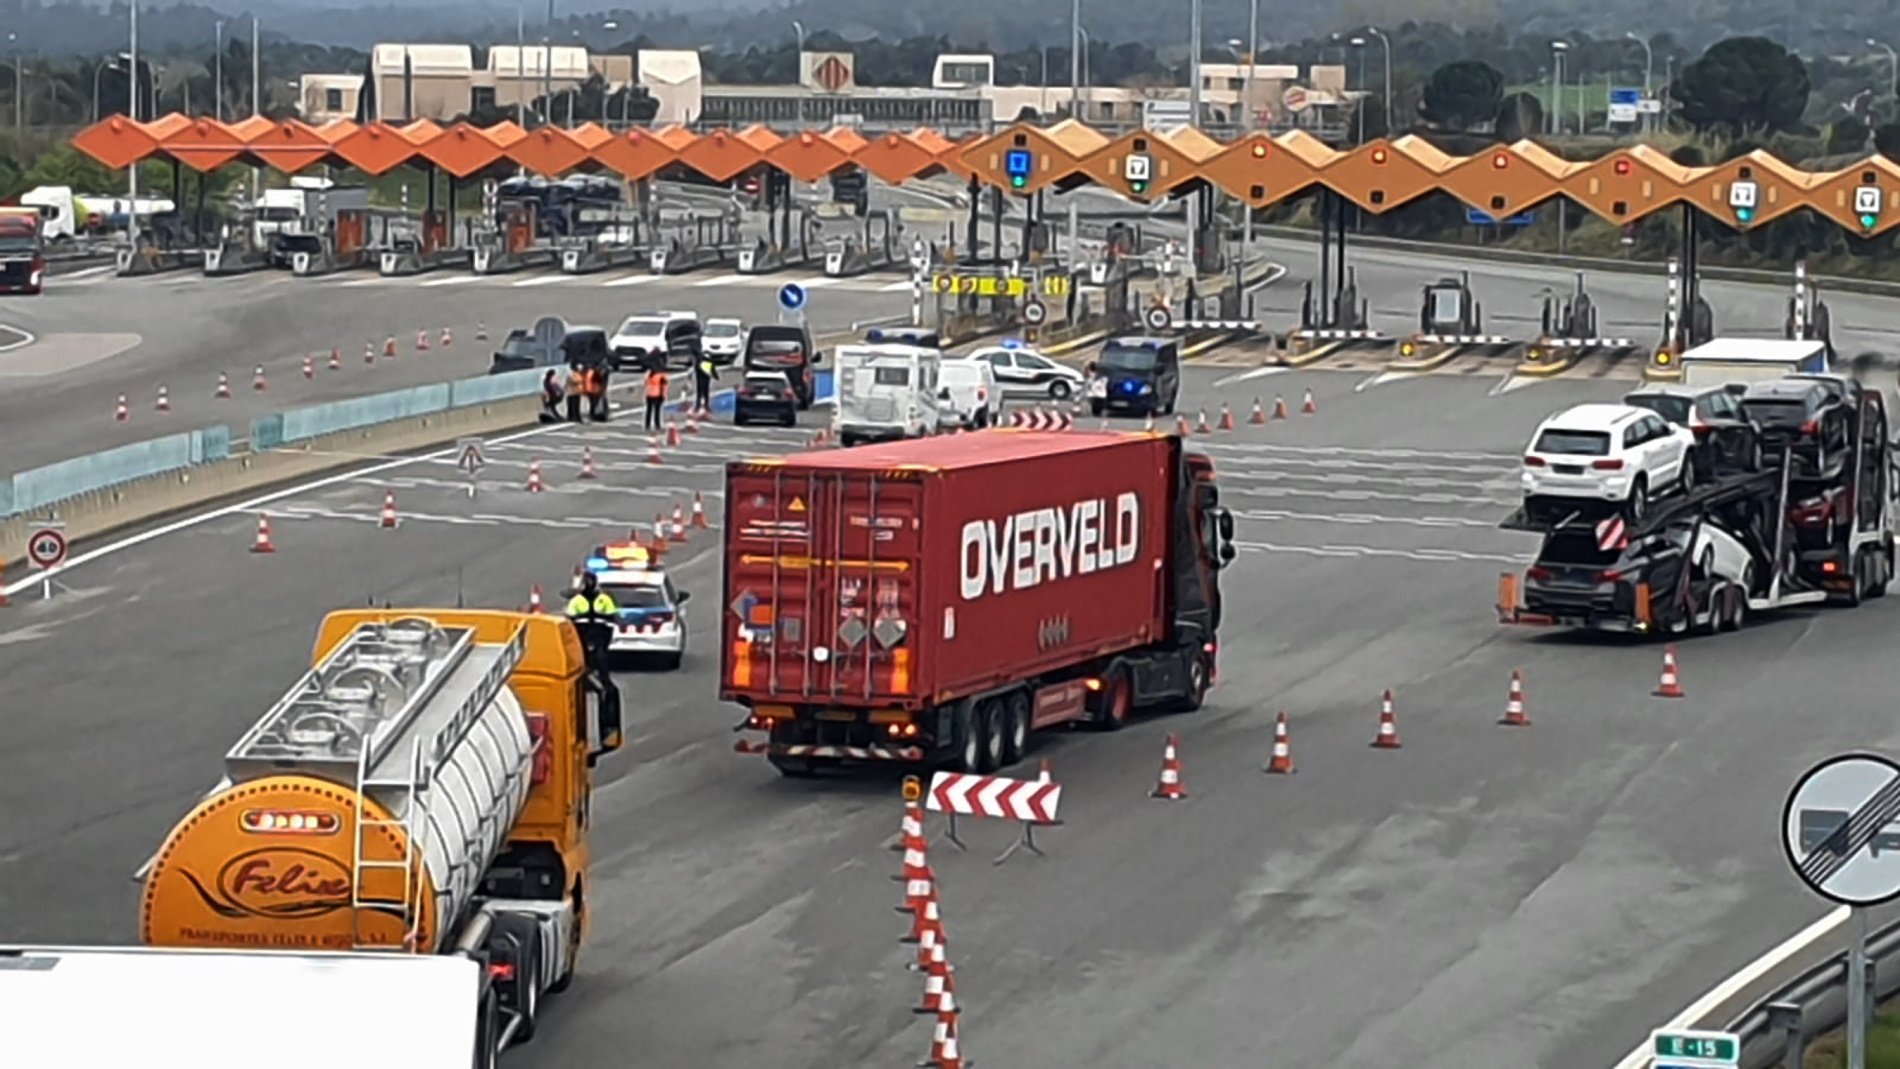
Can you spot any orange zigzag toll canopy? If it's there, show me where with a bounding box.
[68,114,1900,236]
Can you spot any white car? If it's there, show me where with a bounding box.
[937,358,1003,429]
[963,343,1086,402]
[703,317,744,364]
[588,552,691,671]
[1521,403,1696,521]
[609,310,699,371]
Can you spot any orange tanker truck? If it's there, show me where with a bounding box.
[2,609,623,1068]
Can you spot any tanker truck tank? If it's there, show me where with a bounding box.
[139,617,534,954]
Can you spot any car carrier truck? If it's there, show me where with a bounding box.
[4,609,623,1067]
[724,429,1237,776]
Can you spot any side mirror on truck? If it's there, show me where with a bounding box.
[588,678,624,767]
[1216,507,1235,541]
[1220,543,1237,564]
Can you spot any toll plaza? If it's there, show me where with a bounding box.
[73,115,1895,373]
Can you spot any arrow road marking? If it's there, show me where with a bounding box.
[1798,771,1900,888]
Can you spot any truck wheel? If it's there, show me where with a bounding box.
[977,698,1006,773]
[1001,691,1030,765]
[1872,549,1891,599]
[1093,673,1131,731]
[547,883,583,993]
[476,988,502,1069]
[1845,549,1868,607]
[953,704,982,772]
[1174,654,1211,712]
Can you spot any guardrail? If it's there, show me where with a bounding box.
[1714,914,1900,1068]
[2,367,544,522]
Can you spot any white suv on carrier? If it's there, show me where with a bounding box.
[1522,403,1695,522]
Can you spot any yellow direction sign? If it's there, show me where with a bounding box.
[930,273,1072,298]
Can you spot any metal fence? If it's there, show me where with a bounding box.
[2,368,543,520]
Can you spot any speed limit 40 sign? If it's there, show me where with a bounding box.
[27,525,68,569]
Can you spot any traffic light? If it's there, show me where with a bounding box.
[1005,148,1033,190]
[1856,185,1882,231]
[1125,153,1152,196]
[1728,179,1759,225]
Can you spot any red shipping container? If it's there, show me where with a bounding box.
[721,431,1178,711]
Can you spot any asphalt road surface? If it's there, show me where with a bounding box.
[4,364,1896,1068]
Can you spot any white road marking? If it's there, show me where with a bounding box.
[1212,366,1290,387]
[1354,370,1422,392]
[693,274,747,288]
[1236,539,1525,565]
[1489,374,1548,396]
[0,323,37,353]
[511,274,571,287]
[1200,441,1523,462]
[422,274,483,287]
[1607,906,1850,1069]
[59,265,115,281]
[602,274,659,287]
[1236,507,1502,530]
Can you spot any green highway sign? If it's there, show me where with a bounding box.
[1651,1029,1739,1067]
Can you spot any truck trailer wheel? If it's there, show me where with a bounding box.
[547,882,583,993]
[952,703,983,772]
[1002,691,1030,765]
[977,698,1006,773]
[1173,654,1211,712]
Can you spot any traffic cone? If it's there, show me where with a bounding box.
[1500,670,1531,726]
[1249,397,1268,425]
[1264,711,1295,774]
[579,446,598,480]
[891,800,926,852]
[1195,408,1211,434]
[1301,388,1317,414]
[1272,395,1289,420]
[896,841,934,915]
[1150,734,1187,800]
[647,437,663,465]
[914,944,957,1015]
[691,493,710,528]
[1175,414,1191,436]
[302,356,314,380]
[651,513,669,551]
[666,420,682,448]
[154,384,171,412]
[114,394,129,422]
[670,504,688,542]
[328,346,341,371]
[909,922,948,972]
[440,326,452,348]
[365,341,377,365]
[379,491,398,529]
[475,321,488,342]
[526,460,545,492]
[1654,646,1685,699]
[384,335,397,358]
[902,886,943,945]
[215,372,232,399]
[1371,689,1402,749]
[250,513,275,553]
[415,328,430,352]
[253,365,268,392]
[921,1012,966,1069]
[1037,757,1053,783]
[528,584,544,614]
[684,407,702,433]
[1218,403,1236,431]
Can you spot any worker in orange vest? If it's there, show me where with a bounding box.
[564,364,586,423]
[643,366,668,430]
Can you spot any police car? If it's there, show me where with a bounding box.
[584,542,691,669]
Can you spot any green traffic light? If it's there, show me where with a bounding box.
[1863,214,1879,229]
[1131,180,1147,194]
[1010,175,1026,189]
[1736,208,1754,223]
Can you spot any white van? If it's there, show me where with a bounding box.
[937,358,1003,429]
[833,343,942,445]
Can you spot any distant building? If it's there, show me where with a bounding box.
[298,42,634,124]
[298,73,364,124]
[639,50,703,125]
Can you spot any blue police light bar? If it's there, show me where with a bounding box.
[1000,338,1025,349]
[586,557,611,571]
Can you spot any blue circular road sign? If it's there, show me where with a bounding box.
[778,282,807,312]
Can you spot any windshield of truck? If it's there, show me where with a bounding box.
[1533,429,1611,456]
[873,366,911,386]
[258,206,301,222]
[0,233,37,254]
[1098,343,1159,372]
[1624,395,1691,425]
[615,317,665,338]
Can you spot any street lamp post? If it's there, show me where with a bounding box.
[1365,26,1392,135]
[251,16,260,117]
[129,0,141,249]
[792,20,806,55]
[214,18,225,121]
[1870,38,1899,116]
[1625,31,1654,132]
[1550,41,1569,135]
[1244,0,1259,130]
[1069,0,1081,119]
[1188,0,1202,126]
[9,33,21,131]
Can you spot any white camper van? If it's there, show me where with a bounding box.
[832,343,943,446]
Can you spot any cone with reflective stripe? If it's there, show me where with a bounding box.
[1195,408,1211,434]
[1301,388,1317,414]
[384,335,397,358]
[1175,414,1191,437]
[685,407,702,433]
[670,504,688,542]
[475,321,488,342]
[909,922,947,972]
[1249,397,1268,425]
[1150,733,1187,800]
[365,341,377,365]
[1037,758,1053,783]
[379,491,399,529]
[691,492,710,528]
[440,326,452,348]
[250,513,275,553]
[526,459,545,493]
[1654,645,1685,699]
[1264,711,1295,774]
[528,584,544,614]
[328,346,341,371]
[302,356,315,380]
[666,420,682,448]
[914,944,957,1015]
[216,372,232,398]
[1500,670,1531,726]
[902,886,943,945]
[919,1012,966,1069]
[415,328,430,352]
[1218,403,1236,431]
[114,394,129,422]
[1272,394,1289,420]
[579,446,598,480]
[891,800,926,852]
[650,513,670,555]
[1143,412,1155,433]
[647,436,663,465]
[253,365,268,392]
[154,384,171,412]
[1371,689,1402,749]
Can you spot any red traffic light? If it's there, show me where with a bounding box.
[1370,148,1389,165]
[1614,158,1633,176]
[1251,142,1268,158]
[1491,153,1510,169]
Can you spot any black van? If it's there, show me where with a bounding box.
[744,324,819,409]
[1085,336,1181,416]
[490,325,611,374]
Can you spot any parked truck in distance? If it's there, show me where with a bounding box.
[255,177,371,266]
[0,208,45,294]
[724,430,1236,777]
[5,609,625,1065]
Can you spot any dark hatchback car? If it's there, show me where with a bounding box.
[1086,336,1181,417]
[1740,378,1852,472]
[1523,528,1689,624]
[744,325,818,408]
[489,325,610,374]
[1623,383,1761,476]
[733,370,800,427]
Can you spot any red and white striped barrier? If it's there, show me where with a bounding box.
[926,771,1061,824]
[1007,409,1074,431]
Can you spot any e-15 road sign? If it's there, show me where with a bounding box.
[1651,1029,1739,1068]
